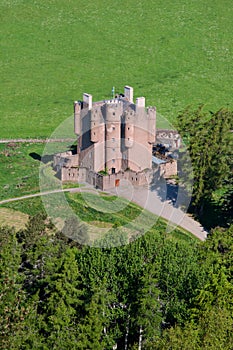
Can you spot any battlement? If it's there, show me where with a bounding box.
[54,85,179,189]
[73,85,156,175]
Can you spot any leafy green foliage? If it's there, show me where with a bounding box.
[177,107,233,227]
[0,215,232,349]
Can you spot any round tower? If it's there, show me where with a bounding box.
[105,100,122,174]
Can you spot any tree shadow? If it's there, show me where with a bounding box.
[29,152,41,161]
[189,199,232,230]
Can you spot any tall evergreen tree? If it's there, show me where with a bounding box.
[177,107,233,223]
[41,247,84,349]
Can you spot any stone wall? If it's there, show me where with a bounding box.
[95,169,152,191]
[160,160,177,178]
[61,166,79,182]
[156,129,181,149]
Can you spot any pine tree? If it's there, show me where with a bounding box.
[41,247,84,349]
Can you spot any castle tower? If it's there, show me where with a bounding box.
[105,100,123,174]
[90,106,105,171]
[74,86,156,178]
[123,97,156,172]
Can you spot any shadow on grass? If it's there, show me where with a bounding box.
[29,152,53,163]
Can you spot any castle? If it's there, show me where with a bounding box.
[54,86,176,190]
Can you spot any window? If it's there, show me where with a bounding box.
[112,137,115,142]
[113,112,115,116]
[112,159,115,163]
[128,127,130,130]
[112,148,115,152]
[112,126,115,130]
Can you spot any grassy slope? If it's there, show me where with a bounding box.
[0,141,74,201]
[2,191,196,243]
[0,143,46,200]
[0,207,28,230]
[1,0,232,138]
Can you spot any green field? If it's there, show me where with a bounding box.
[1,0,232,138]
[0,143,44,200]
[0,141,76,200]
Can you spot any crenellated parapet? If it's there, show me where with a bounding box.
[73,85,157,175]
[105,99,123,122]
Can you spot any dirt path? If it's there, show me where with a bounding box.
[0,187,91,205]
[0,138,75,144]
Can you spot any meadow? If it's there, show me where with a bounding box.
[1,0,232,138]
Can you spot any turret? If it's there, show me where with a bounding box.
[105,100,122,173]
[125,109,135,148]
[91,107,102,143]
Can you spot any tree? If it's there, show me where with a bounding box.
[0,226,43,349]
[132,263,162,350]
[177,107,233,223]
[40,247,84,349]
[77,284,118,350]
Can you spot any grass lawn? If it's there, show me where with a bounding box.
[1,0,232,138]
[0,142,72,200]
[0,207,28,230]
[2,196,45,217]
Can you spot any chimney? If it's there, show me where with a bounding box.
[124,86,133,103]
[83,93,92,110]
[136,97,145,108]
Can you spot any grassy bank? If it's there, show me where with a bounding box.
[2,191,196,243]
